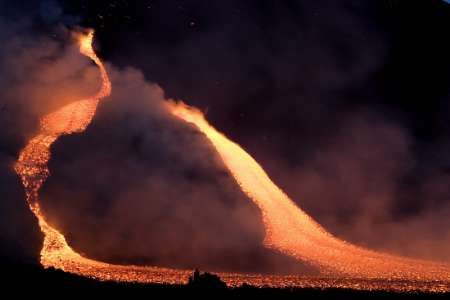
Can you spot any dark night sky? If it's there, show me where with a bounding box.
[1,0,450,272]
[62,0,450,184]
[65,0,450,139]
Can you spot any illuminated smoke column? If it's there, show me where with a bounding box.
[14,30,196,284]
[13,30,450,288]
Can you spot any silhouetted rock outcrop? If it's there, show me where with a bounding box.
[187,269,227,288]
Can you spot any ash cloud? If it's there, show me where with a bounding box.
[0,1,310,274]
[40,67,310,274]
[263,113,450,262]
[78,0,450,263]
[1,0,450,273]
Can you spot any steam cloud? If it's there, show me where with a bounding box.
[1,0,450,273]
[0,3,309,273]
[40,67,310,273]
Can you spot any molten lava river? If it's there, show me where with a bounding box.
[14,31,450,293]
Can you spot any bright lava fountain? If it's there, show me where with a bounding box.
[14,31,450,292]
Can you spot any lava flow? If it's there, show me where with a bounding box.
[13,30,450,292]
[167,102,450,281]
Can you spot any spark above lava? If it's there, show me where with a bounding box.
[13,30,450,292]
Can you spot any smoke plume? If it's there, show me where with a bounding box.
[1,0,450,273]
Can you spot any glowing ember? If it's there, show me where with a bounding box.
[13,30,450,292]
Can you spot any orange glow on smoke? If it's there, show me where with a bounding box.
[13,30,450,292]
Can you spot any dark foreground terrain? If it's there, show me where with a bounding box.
[1,264,449,299]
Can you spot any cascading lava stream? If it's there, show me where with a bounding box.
[14,29,109,269]
[167,102,450,281]
[13,30,450,291]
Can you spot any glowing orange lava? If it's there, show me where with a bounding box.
[13,30,450,292]
[167,101,450,281]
